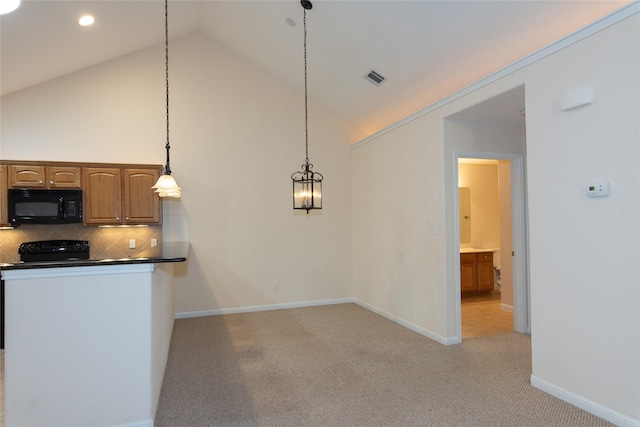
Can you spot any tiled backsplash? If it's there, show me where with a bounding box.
[0,224,162,263]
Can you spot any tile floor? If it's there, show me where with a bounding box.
[461,291,514,338]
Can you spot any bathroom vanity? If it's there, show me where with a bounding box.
[460,249,494,294]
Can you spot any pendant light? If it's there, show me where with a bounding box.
[291,0,322,214]
[152,0,182,198]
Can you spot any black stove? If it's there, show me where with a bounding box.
[19,240,90,262]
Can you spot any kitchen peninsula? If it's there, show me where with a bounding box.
[0,241,189,427]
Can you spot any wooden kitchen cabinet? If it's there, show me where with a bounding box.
[460,251,494,294]
[123,168,161,224]
[83,166,161,225]
[0,160,162,226]
[0,165,8,226]
[47,166,82,188]
[83,168,122,225]
[9,164,81,189]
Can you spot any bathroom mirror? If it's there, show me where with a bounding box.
[459,187,471,244]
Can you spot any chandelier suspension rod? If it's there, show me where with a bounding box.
[152,0,181,198]
[303,6,309,166]
[164,0,172,175]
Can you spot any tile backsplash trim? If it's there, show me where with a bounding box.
[0,224,162,263]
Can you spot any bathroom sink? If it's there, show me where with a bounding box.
[460,247,498,253]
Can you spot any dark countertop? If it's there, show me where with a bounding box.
[0,241,189,271]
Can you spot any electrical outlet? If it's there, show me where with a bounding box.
[129,239,136,249]
[274,282,279,291]
[151,239,158,247]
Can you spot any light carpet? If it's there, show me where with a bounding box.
[155,303,613,427]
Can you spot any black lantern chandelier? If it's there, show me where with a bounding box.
[152,0,182,198]
[291,0,322,214]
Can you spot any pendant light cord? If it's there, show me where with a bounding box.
[303,7,309,167]
[164,0,172,175]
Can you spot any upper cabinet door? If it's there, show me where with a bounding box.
[83,167,122,225]
[123,168,161,224]
[9,165,81,189]
[9,165,46,188]
[0,165,8,226]
[47,167,81,188]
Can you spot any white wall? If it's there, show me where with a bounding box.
[1,32,355,315]
[351,12,639,425]
[351,103,525,342]
[525,14,640,424]
[351,115,448,340]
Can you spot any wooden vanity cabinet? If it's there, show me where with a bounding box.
[476,252,494,292]
[460,251,494,294]
[83,166,161,225]
[460,253,478,293]
[9,164,81,189]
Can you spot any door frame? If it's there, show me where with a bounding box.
[453,151,530,338]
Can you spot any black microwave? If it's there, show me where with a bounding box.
[8,189,83,225]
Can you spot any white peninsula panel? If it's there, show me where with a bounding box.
[2,263,175,427]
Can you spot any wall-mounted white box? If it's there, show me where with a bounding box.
[587,181,609,197]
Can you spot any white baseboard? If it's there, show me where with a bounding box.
[174,298,458,345]
[175,298,354,319]
[531,375,639,427]
[353,299,459,345]
[108,418,153,427]
[500,303,513,312]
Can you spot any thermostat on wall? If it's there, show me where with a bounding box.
[587,181,609,197]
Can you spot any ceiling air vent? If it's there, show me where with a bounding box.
[365,70,386,86]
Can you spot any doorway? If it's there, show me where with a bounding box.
[458,158,515,338]
[443,85,529,342]
[454,153,529,339]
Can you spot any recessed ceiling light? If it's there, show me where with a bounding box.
[0,0,20,15]
[79,15,95,26]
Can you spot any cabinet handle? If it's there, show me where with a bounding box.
[116,217,120,221]
[50,181,54,185]
[38,180,43,184]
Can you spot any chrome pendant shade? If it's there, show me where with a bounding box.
[152,0,181,198]
[291,0,322,214]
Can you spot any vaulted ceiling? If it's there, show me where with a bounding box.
[0,0,631,136]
